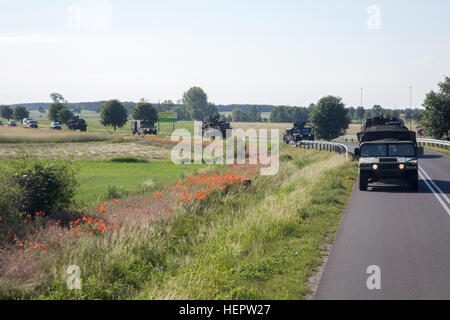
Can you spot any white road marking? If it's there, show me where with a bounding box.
[418,171,450,217]
[419,167,450,205]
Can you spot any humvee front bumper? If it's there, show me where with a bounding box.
[360,162,417,180]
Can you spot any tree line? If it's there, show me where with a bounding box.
[2,77,448,139]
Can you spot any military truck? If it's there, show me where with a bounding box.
[283,122,314,144]
[131,120,157,135]
[202,116,232,139]
[67,116,87,132]
[354,115,423,191]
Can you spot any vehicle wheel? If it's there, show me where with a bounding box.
[283,136,289,144]
[408,171,419,191]
[359,170,368,191]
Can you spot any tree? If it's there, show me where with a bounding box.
[404,109,413,128]
[73,106,82,114]
[420,76,450,139]
[50,93,67,104]
[132,102,158,123]
[205,103,220,121]
[309,96,350,140]
[175,105,190,121]
[371,105,383,117]
[100,100,128,131]
[290,107,309,123]
[13,106,29,121]
[182,87,209,120]
[48,103,66,122]
[232,108,247,122]
[356,106,366,124]
[0,106,13,120]
[270,106,309,123]
[347,107,356,120]
[412,109,423,123]
[248,106,262,122]
[388,109,400,118]
[57,108,74,125]
[48,93,69,122]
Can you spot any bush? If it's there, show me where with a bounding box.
[7,160,78,217]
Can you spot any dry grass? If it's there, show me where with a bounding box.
[0,142,170,160]
[0,127,109,144]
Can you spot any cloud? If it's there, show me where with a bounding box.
[0,35,61,46]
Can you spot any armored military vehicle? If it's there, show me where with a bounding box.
[283,122,314,144]
[67,116,87,132]
[131,120,157,135]
[354,115,423,191]
[202,116,232,139]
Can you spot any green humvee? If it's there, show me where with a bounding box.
[354,116,423,191]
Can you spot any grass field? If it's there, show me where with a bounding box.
[0,141,171,160]
[0,126,110,144]
[74,159,206,208]
[0,144,357,300]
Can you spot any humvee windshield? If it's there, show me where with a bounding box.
[361,143,415,157]
[142,123,154,128]
[301,128,312,133]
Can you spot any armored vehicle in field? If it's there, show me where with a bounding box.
[354,115,423,191]
[283,122,314,144]
[202,116,232,139]
[131,120,157,135]
[67,116,87,132]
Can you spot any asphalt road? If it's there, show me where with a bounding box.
[315,147,450,300]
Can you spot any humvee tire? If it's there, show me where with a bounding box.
[408,170,419,191]
[359,170,368,191]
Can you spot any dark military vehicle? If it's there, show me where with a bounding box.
[67,116,87,132]
[354,115,423,191]
[131,120,157,135]
[202,115,232,139]
[283,122,314,144]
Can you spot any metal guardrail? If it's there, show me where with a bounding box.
[417,139,450,150]
[333,135,358,142]
[295,140,349,160]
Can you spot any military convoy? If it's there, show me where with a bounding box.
[202,116,232,139]
[354,115,423,191]
[67,116,87,132]
[283,122,314,144]
[131,120,157,135]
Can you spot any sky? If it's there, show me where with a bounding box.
[0,0,449,108]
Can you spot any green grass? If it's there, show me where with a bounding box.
[139,150,357,299]
[0,148,357,300]
[423,145,450,156]
[1,113,195,140]
[74,159,206,208]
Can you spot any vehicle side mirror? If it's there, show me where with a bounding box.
[354,148,361,158]
[417,147,424,156]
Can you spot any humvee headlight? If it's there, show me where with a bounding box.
[372,164,379,170]
[399,164,405,170]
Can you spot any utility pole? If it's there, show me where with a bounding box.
[360,88,364,126]
[409,86,413,129]
[361,88,363,108]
